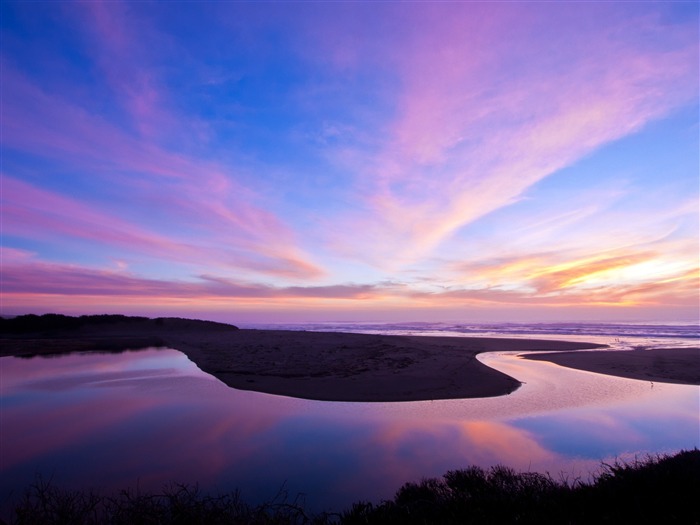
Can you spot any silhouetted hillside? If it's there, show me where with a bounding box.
[0,314,238,334]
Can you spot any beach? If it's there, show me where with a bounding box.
[3,315,698,401]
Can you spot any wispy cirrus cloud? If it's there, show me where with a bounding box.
[1,53,323,279]
[74,0,173,140]
[1,175,322,280]
[1,1,324,280]
[1,249,374,301]
[323,3,698,267]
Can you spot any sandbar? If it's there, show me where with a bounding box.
[522,347,700,385]
[163,329,605,401]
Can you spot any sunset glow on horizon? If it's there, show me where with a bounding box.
[1,1,698,323]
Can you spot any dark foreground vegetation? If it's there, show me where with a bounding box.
[4,449,698,525]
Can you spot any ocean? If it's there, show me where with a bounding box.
[239,321,700,350]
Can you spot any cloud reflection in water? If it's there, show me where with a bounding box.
[1,347,697,512]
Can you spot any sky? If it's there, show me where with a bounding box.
[1,1,698,324]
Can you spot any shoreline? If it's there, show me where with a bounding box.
[2,315,698,401]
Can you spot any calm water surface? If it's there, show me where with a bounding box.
[1,342,698,515]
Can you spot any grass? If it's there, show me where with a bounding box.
[4,449,698,524]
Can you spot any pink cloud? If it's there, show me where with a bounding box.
[1,64,230,187]
[1,53,324,277]
[1,5,324,278]
[324,3,698,266]
[75,0,173,139]
[3,247,696,318]
[1,174,322,280]
[0,251,375,302]
[2,176,186,254]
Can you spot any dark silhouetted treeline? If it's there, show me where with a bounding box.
[0,314,148,334]
[0,314,238,334]
[4,449,698,524]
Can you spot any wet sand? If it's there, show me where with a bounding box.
[522,347,700,386]
[2,317,697,400]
